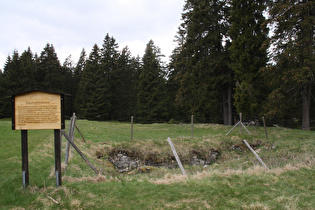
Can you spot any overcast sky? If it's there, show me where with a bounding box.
[0,0,184,70]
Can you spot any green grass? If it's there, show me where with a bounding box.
[0,119,314,209]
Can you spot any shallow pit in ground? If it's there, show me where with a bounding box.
[95,139,271,173]
[97,148,220,173]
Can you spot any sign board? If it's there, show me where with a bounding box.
[12,90,65,130]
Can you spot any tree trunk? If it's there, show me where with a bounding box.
[227,83,233,125]
[301,83,311,130]
[223,93,229,125]
[223,83,233,125]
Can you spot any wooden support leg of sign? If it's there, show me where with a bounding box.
[54,129,62,187]
[21,130,29,188]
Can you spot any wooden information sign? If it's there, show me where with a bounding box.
[12,90,65,188]
[12,90,64,130]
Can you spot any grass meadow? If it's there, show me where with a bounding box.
[0,119,314,209]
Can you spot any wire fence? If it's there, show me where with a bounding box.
[111,113,315,130]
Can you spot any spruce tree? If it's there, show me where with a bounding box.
[111,46,137,120]
[168,26,187,121]
[36,43,64,91]
[73,48,86,113]
[74,49,86,88]
[0,48,37,117]
[75,44,104,120]
[0,69,7,118]
[228,0,269,117]
[171,0,231,123]
[0,56,12,118]
[100,34,120,120]
[19,47,37,90]
[2,49,37,93]
[3,51,22,93]
[263,0,314,130]
[62,55,76,117]
[130,56,141,116]
[136,40,167,123]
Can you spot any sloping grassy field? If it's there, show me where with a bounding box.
[0,119,314,209]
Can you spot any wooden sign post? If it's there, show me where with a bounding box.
[12,90,65,188]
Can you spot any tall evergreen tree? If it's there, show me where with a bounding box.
[3,48,36,95]
[100,34,120,120]
[36,43,64,91]
[75,44,105,119]
[228,0,269,117]
[0,68,7,118]
[168,26,188,121]
[111,46,137,120]
[171,0,231,123]
[130,55,141,116]
[0,48,37,117]
[73,48,86,113]
[19,47,37,89]
[0,56,13,118]
[3,51,22,93]
[74,49,86,88]
[263,0,314,130]
[136,40,167,123]
[221,41,234,125]
[62,55,76,117]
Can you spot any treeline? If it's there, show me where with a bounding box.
[0,0,314,130]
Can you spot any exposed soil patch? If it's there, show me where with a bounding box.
[97,148,220,173]
[229,140,264,152]
[190,149,219,166]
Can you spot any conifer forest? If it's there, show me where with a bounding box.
[1,0,314,130]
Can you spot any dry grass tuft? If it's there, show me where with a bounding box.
[87,192,97,198]
[149,161,313,185]
[231,135,242,141]
[192,165,266,180]
[10,207,25,210]
[271,162,313,176]
[52,186,71,197]
[70,199,81,208]
[202,200,212,209]
[276,195,299,209]
[35,197,54,208]
[151,173,188,184]
[62,174,118,183]
[242,202,270,210]
[48,166,56,178]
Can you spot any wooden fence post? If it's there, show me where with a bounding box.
[191,115,193,138]
[75,124,86,142]
[243,140,269,170]
[262,117,268,139]
[65,113,76,165]
[226,113,251,135]
[240,113,242,134]
[167,137,187,176]
[131,116,134,141]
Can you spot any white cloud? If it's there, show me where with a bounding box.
[0,0,184,69]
